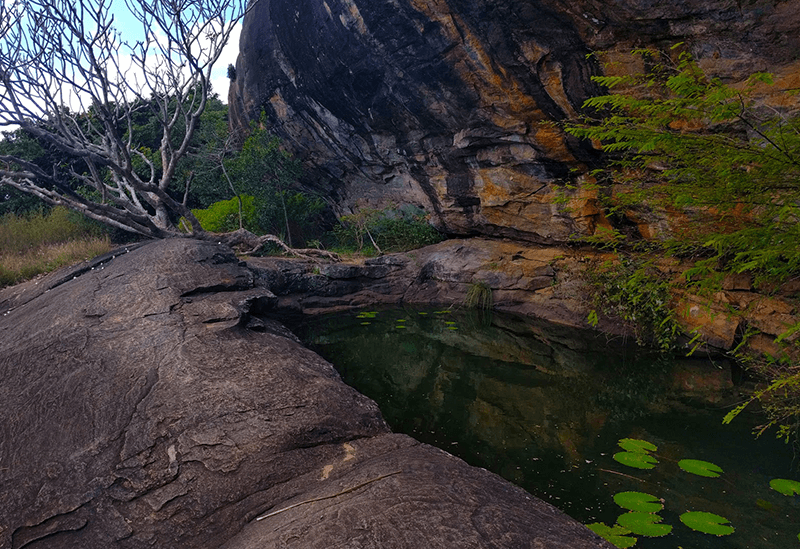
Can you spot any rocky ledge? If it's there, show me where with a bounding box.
[249,237,798,356]
[0,238,611,549]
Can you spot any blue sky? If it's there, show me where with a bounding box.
[108,0,241,102]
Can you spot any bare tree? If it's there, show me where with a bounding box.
[0,0,336,258]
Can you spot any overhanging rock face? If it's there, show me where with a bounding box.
[0,239,611,549]
[229,0,604,244]
[228,0,800,243]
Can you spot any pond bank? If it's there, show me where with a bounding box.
[247,237,799,358]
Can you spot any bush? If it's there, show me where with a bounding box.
[331,205,442,254]
[190,196,258,233]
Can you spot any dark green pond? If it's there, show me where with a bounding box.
[293,307,799,549]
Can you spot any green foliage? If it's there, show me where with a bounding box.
[616,512,672,537]
[465,281,493,311]
[679,511,735,536]
[569,49,800,441]
[613,451,658,470]
[566,47,800,284]
[190,196,258,233]
[331,204,441,254]
[723,370,800,443]
[224,120,328,247]
[678,459,724,478]
[769,478,800,496]
[585,256,680,352]
[586,522,637,548]
[613,492,664,513]
[0,206,105,254]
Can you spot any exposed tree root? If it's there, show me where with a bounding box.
[200,228,340,262]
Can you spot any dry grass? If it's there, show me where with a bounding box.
[0,207,114,288]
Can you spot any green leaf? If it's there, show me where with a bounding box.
[586,523,638,548]
[678,459,724,478]
[618,438,658,453]
[613,451,658,469]
[617,512,673,537]
[613,491,664,513]
[770,478,800,496]
[679,511,734,536]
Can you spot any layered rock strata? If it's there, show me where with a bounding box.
[229,0,800,243]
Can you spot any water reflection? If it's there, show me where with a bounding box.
[295,307,799,549]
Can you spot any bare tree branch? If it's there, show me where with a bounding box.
[0,0,278,250]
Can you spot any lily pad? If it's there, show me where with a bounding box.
[617,512,673,537]
[679,511,734,536]
[618,438,658,453]
[678,459,724,478]
[586,522,637,548]
[613,451,658,469]
[613,491,664,513]
[770,478,800,496]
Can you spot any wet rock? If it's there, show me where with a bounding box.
[0,238,611,548]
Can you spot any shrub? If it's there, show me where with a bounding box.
[190,196,258,233]
[331,205,442,254]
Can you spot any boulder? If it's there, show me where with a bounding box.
[0,238,611,548]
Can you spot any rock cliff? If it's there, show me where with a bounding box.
[0,239,611,548]
[228,0,800,243]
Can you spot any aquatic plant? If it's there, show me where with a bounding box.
[770,478,800,496]
[678,511,734,536]
[465,280,493,311]
[678,459,723,478]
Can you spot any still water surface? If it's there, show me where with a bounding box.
[294,307,799,549]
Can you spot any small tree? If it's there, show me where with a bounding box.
[565,46,800,441]
[565,46,800,282]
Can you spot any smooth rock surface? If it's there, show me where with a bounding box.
[0,238,611,548]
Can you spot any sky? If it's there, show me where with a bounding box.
[0,0,242,133]
[108,0,242,102]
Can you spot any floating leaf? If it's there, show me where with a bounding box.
[586,522,637,548]
[613,451,658,469]
[770,478,800,496]
[613,491,664,513]
[360,322,371,325]
[617,512,672,537]
[395,325,406,329]
[679,511,734,536]
[397,319,407,323]
[678,459,723,478]
[618,438,658,453]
